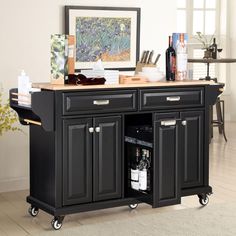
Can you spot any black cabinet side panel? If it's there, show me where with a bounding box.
[63,119,93,205]
[94,116,122,201]
[30,126,56,206]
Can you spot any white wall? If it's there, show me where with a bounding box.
[0,0,176,192]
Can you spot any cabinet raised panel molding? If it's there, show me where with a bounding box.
[93,116,122,201]
[153,114,181,207]
[180,111,204,188]
[63,118,93,206]
[63,117,122,205]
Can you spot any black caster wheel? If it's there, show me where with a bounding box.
[129,204,138,210]
[51,216,64,230]
[28,206,39,217]
[198,194,209,206]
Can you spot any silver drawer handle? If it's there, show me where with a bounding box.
[166,96,181,102]
[93,100,110,105]
[161,120,176,126]
[182,120,187,126]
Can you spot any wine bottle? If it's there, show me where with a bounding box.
[131,147,140,190]
[166,36,176,81]
[211,38,217,59]
[176,33,188,81]
[139,149,148,191]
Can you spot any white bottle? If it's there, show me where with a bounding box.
[18,70,30,106]
[131,147,140,191]
[138,149,148,191]
[131,169,139,190]
[176,33,188,81]
[131,169,139,181]
[139,168,147,191]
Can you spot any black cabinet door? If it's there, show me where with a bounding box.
[180,111,204,188]
[63,118,93,206]
[93,116,122,201]
[153,114,181,207]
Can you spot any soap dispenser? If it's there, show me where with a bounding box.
[18,70,30,106]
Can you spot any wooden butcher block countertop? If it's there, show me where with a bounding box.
[33,80,214,91]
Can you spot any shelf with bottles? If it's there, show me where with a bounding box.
[124,113,153,197]
[127,146,152,195]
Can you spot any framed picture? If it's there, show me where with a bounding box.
[65,6,140,71]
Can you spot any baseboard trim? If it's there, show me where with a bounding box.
[0,177,29,193]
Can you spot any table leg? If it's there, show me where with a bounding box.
[216,98,223,134]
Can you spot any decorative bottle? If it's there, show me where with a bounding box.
[176,33,188,80]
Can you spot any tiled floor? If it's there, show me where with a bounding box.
[0,122,235,235]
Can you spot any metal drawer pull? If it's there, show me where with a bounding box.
[161,120,176,126]
[93,100,110,105]
[166,96,181,102]
[95,127,101,133]
[182,120,187,126]
[89,127,94,133]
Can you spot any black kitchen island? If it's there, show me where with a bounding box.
[10,80,222,230]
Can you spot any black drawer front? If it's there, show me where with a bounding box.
[63,90,137,115]
[140,88,204,110]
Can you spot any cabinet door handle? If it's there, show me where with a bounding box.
[93,100,110,105]
[182,120,187,126]
[161,120,176,126]
[89,127,94,133]
[166,96,181,102]
[95,127,101,133]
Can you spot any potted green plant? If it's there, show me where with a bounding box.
[194,32,215,59]
[0,91,20,136]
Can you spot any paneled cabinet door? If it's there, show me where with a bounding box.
[180,111,204,188]
[63,118,93,206]
[93,116,122,201]
[153,114,181,208]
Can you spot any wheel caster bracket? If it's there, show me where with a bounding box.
[129,203,138,210]
[28,206,39,217]
[198,193,210,206]
[51,216,65,230]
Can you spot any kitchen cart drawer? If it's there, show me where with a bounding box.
[140,88,204,110]
[63,90,137,115]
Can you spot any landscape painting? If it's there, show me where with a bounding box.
[76,17,131,63]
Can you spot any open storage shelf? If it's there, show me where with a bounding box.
[124,113,153,201]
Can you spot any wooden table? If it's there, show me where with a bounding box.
[188,58,236,141]
[188,58,236,80]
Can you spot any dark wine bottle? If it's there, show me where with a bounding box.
[146,150,151,191]
[166,36,176,81]
[211,38,217,59]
